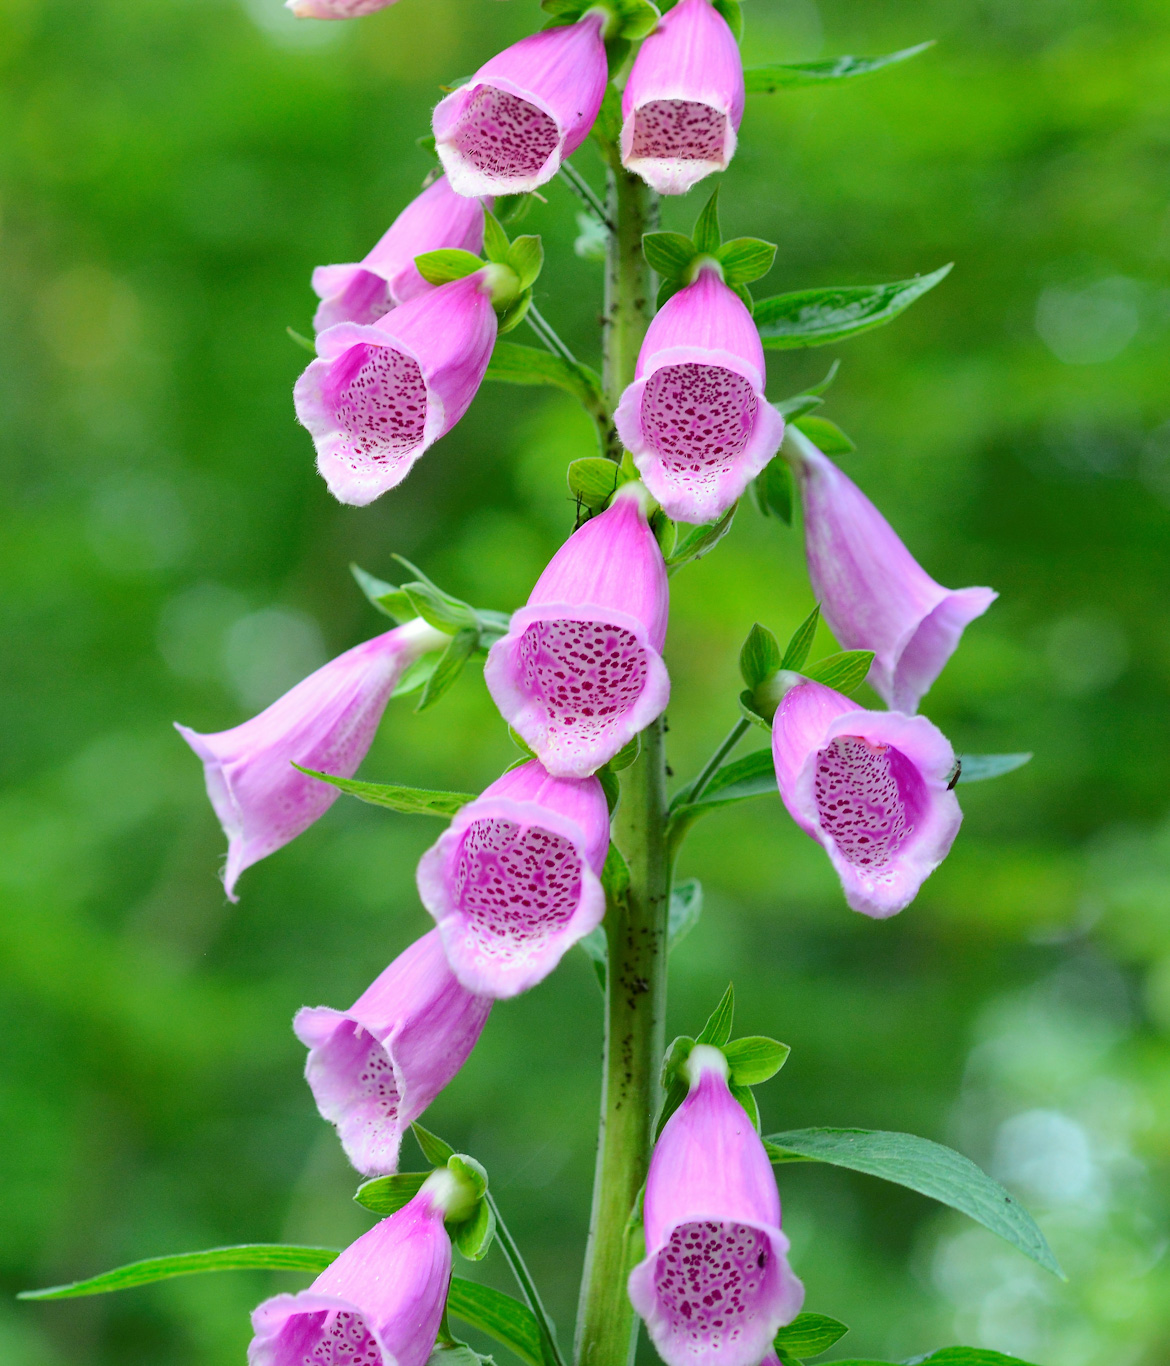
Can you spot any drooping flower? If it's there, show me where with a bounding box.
[484,483,670,778]
[294,928,491,1176]
[295,272,498,506]
[614,266,783,523]
[176,618,447,901]
[311,176,486,332]
[788,427,997,713]
[287,0,396,19]
[620,0,744,195]
[770,675,962,919]
[248,1170,461,1366]
[416,759,609,999]
[433,15,609,198]
[628,1046,804,1366]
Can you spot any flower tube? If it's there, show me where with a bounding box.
[771,675,963,919]
[621,0,745,195]
[433,15,609,197]
[312,176,486,332]
[248,1171,460,1366]
[294,928,491,1176]
[417,759,609,999]
[176,618,447,901]
[615,266,783,523]
[484,484,670,778]
[788,427,997,713]
[628,1046,804,1366]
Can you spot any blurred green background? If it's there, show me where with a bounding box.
[3,0,1170,1361]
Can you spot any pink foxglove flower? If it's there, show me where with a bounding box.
[628,1046,804,1366]
[287,0,396,18]
[312,176,486,332]
[615,266,783,523]
[771,676,963,919]
[249,1172,458,1366]
[176,618,446,901]
[789,428,997,713]
[416,759,609,999]
[484,484,670,778]
[433,15,608,197]
[294,928,491,1176]
[295,271,498,506]
[620,0,745,195]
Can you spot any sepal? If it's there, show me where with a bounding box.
[664,504,736,573]
[793,414,855,454]
[541,0,660,42]
[415,249,486,285]
[751,457,794,523]
[357,1143,496,1261]
[642,187,776,291]
[773,1312,849,1359]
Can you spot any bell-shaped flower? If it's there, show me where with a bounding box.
[312,176,486,332]
[615,266,783,523]
[287,0,396,18]
[771,675,963,919]
[176,618,447,901]
[789,428,997,713]
[294,928,491,1176]
[484,484,670,778]
[417,759,609,999]
[294,270,498,506]
[629,1046,804,1366]
[620,0,745,195]
[249,1170,460,1366]
[433,14,609,197]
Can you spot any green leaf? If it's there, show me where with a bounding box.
[485,342,605,413]
[446,1278,545,1366]
[393,655,442,699]
[655,1035,695,1137]
[287,326,316,354]
[827,1352,1040,1366]
[642,231,698,280]
[672,749,776,816]
[711,0,742,43]
[692,185,722,255]
[743,42,935,93]
[774,392,824,421]
[482,211,511,265]
[774,1312,849,1357]
[417,628,478,712]
[740,623,782,690]
[781,604,820,672]
[956,753,1032,784]
[354,1171,429,1216]
[752,458,794,524]
[507,235,544,290]
[696,982,734,1046]
[577,925,607,992]
[731,282,754,313]
[656,276,684,311]
[668,878,702,950]
[495,291,532,336]
[608,733,641,771]
[494,193,537,226]
[729,1078,760,1130]
[429,1343,491,1366]
[617,0,660,40]
[764,1128,1064,1278]
[18,1245,339,1299]
[805,359,841,394]
[794,414,856,454]
[717,237,777,286]
[413,1122,455,1167]
[291,768,474,816]
[415,248,485,286]
[350,563,415,623]
[722,1036,790,1086]
[567,456,622,511]
[754,265,953,349]
[804,650,874,694]
[665,503,736,573]
[602,842,631,901]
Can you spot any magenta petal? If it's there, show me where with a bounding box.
[794,433,997,712]
[433,16,608,196]
[417,759,609,998]
[628,1057,804,1366]
[175,620,444,901]
[287,0,397,16]
[483,488,671,777]
[249,1186,450,1366]
[312,177,486,331]
[294,928,490,1176]
[620,0,744,194]
[295,273,498,506]
[771,678,963,919]
[615,270,782,523]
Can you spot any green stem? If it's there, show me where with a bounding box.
[527,304,579,366]
[686,717,751,805]
[558,161,615,232]
[575,162,666,1366]
[488,1193,568,1366]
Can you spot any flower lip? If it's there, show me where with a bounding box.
[249,1290,392,1366]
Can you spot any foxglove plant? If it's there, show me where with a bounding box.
[25,14,1057,1366]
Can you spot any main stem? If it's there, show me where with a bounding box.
[575,163,668,1366]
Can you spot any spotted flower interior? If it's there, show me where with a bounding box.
[326,342,428,476]
[453,86,559,180]
[640,362,758,497]
[630,99,728,163]
[310,1018,401,1174]
[653,1220,775,1357]
[813,736,928,876]
[273,1306,384,1366]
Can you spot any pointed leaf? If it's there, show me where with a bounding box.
[803,650,874,694]
[287,326,316,354]
[805,359,841,394]
[413,1122,456,1167]
[354,1171,430,1216]
[755,266,952,349]
[794,414,856,454]
[451,1196,496,1261]
[351,563,415,623]
[655,1035,696,1137]
[666,503,736,573]
[740,623,782,690]
[722,1036,790,1086]
[744,42,935,93]
[764,1128,1064,1278]
[781,605,820,672]
[642,231,698,280]
[668,879,702,950]
[729,1078,760,1130]
[18,1245,340,1299]
[774,392,824,420]
[486,342,605,412]
[671,750,776,817]
[567,456,623,511]
[446,1279,545,1366]
[507,235,544,290]
[711,0,742,40]
[692,186,722,255]
[496,291,532,336]
[828,1352,1040,1366]
[751,458,794,524]
[718,237,777,286]
[417,628,478,711]
[774,1313,849,1357]
[956,753,1032,784]
[292,768,474,816]
[578,926,607,992]
[482,211,511,265]
[696,983,735,1046]
[415,249,486,286]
